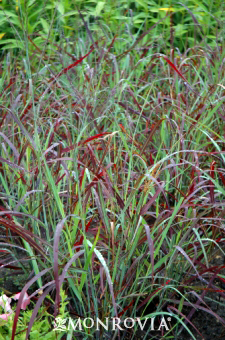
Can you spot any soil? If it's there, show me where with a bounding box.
[173,250,225,340]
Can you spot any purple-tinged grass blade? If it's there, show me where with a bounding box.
[58,250,85,288]
[53,217,68,317]
[167,305,203,338]
[140,183,165,215]
[144,224,155,284]
[53,215,81,316]
[11,268,52,340]
[0,132,19,160]
[0,157,28,172]
[0,217,46,257]
[25,284,54,340]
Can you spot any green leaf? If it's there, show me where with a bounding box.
[135,0,148,10]
[95,1,105,16]
[40,18,50,34]
[0,39,24,49]
[57,2,65,16]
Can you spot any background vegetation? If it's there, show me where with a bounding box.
[0,0,225,339]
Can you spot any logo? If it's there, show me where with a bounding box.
[53,316,171,332]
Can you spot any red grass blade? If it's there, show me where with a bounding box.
[160,56,188,83]
[48,47,95,83]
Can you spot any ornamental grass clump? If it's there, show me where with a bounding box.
[0,2,225,339]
